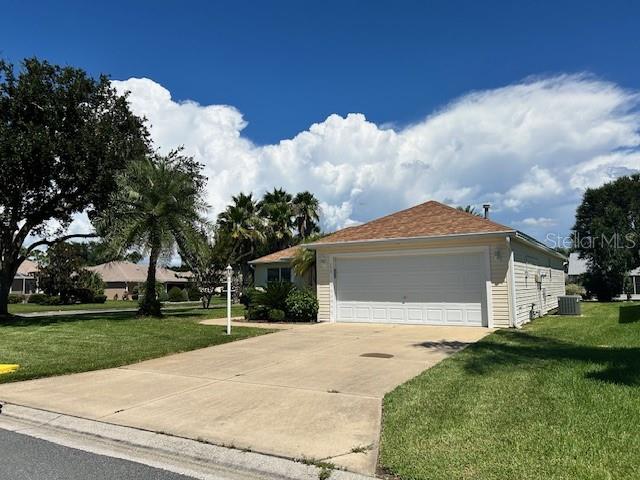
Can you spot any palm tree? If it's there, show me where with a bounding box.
[261,188,292,208]
[217,192,264,284]
[457,205,482,217]
[259,188,294,251]
[97,151,207,316]
[292,191,320,239]
[291,233,324,288]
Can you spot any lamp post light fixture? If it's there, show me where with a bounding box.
[226,265,233,335]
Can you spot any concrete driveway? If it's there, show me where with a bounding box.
[0,322,490,474]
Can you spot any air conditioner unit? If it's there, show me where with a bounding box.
[558,295,581,315]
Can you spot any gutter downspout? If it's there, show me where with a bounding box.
[506,236,519,328]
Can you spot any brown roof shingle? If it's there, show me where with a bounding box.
[87,261,191,283]
[312,200,514,245]
[250,245,300,264]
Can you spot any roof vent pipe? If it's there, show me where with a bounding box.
[483,203,491,219]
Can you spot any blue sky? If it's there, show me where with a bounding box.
[3,1,640,241]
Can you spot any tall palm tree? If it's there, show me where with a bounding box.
[261,188,292,208]
[217,192,264,284]
[292,191,320,239]
[259,188,294,251]
[457,205,482,217]
[97,151,207,316]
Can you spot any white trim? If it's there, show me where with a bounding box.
[328,245,492,327]
[329,255,337,322]
[329,245,489,259]
[248,257,294,265]
[484,246,493,328]
[507,237,518,328]
[512,232,566,260]
[305,231,514,249]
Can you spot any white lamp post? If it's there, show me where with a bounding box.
[226,265,233,335]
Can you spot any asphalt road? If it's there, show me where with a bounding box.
[0,428,196,480]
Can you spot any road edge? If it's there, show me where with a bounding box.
[0,403,376,480]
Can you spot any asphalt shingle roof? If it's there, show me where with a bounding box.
[313,200,513,245]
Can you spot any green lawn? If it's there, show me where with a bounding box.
[0,305,263,384]
[380,302,640,480]
[7,299,225,314]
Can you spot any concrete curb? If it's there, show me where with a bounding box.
[0,403,377,480]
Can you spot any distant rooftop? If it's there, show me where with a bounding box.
[87,261,191,283]
[568,252,640,276]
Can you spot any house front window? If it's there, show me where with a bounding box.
[267,268,280,282]
[267,267,292,283]
[281,268,291,282]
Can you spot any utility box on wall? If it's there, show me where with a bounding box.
[558,295,581,315]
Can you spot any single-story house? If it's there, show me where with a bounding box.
[87,261,192,300]
[251,200,566,328]
[10,259,38,295]
[250,245,309,288]
[567,252,640,299]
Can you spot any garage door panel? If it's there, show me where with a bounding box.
[467,309,483,323]
[445,309,464,323]
[407,309,424,322]
[338,306,354,320]
[388,308,404,321]
[354,307,370,320]
[335,253,486,326]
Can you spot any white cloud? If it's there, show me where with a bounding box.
[503,166,565,210]
[517,217,558,228]
[110,74,640,240]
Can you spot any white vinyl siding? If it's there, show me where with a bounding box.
[511,240,565,325]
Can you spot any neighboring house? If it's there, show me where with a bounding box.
[10,259,38,295]
[566,252,588,283]
[567,252,640,299]
[251,200,566,328]
[250,245,308,288]
[87,261,192,300]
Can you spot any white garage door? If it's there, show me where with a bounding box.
[335,252,486,326]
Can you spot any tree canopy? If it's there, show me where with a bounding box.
[0,57,149,316]
[573,174,640,300]
[96,150,207,315]
[215,188,321,285]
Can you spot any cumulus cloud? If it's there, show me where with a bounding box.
[108,74,640,241]
[517,217,558,228]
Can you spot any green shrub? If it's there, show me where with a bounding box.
[92,294,107,304]
[43,295,62,306]
[167,286,187,302]
[27,293,49,305]
[246,305,269,320]
[240,287,259,307]
[76,270,105,295]
[566,283,586,297]
[8,293,26,304]
[73,287,95,304]
[285,288,319,322]
[251,282,294,311]
[138,282,168,302]
[187,285,201,301]
[268,308,286,322]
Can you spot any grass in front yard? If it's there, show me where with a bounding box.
[0,305,264,384]
[8,300,204,314]
[380,302,640,480]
